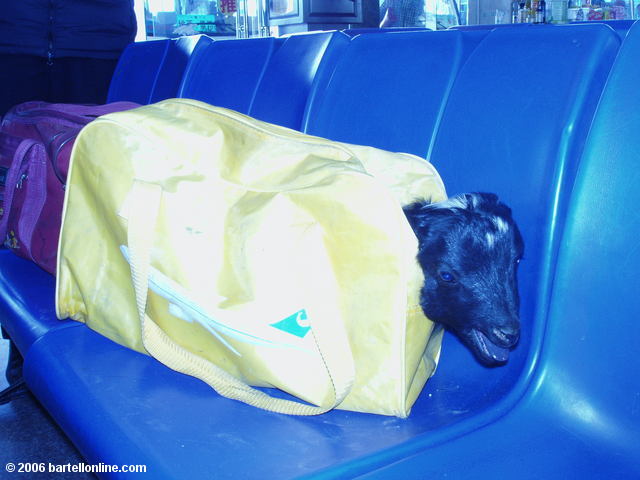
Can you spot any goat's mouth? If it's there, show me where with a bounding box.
[467,329,514,365]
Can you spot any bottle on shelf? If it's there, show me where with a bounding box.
[523,0,533,21]
[547,0,568,23]
[512,0,521,22]
[536,0,547,22]
[518,1,527,21]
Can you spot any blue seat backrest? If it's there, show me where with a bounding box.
[108,36,207,105]
[429,24,620,386]
[571,19,637,38]
[149,35,212,103]
[304,30,486,157]
[179,37,281,114]
[542,21,640,441]
[248,31,350,130]
[107,39,171,104]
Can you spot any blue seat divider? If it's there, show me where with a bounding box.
[427,23,619,423]
[304,30,487,157]
[248,31,350,130]
[107,36,208,105]
[107,39,171,104]
[178,37,282,114]
[148,35,212,103]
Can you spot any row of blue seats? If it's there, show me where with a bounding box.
[107,20,637,115]
[1,21,639,478]
[108,32,351,132]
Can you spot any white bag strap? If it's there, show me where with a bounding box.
[126,180,355,415]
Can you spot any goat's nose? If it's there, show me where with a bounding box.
[492,325,520,347]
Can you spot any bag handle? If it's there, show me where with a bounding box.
[0,139,42,241]
[126,180,356,415]
[18,145,47,260]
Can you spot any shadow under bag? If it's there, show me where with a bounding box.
[56,99,447,417]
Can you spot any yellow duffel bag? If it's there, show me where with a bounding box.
[56,98,446,417]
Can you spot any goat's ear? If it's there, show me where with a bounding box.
[470,192,499,210]
[472,192,515,220]
[403,201,433,239]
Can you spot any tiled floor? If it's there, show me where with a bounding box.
[0,337,96,479]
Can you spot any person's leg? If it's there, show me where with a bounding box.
[0,328,27,405]
[49,57,119,105]
[0,54,48,116]
[5,340,23,385]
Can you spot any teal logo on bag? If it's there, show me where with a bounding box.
[270,309,311,338]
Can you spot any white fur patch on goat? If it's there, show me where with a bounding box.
[492,216,509,234]
[437,195,469,211]
[485,231,497,248]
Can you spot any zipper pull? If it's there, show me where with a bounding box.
[17,174,27,189]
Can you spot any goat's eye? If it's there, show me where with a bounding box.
[439,271,456,283]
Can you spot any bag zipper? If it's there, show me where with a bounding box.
[12,108,91,127]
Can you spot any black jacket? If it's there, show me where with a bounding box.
[0,0,136,60]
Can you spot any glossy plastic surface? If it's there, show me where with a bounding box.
[149,35,211,103]
[107,39,170,104]
[538,18,640,470]
[0,251,76,354]
[342,27,429,36]
[304,30,487,156]
[359,22,640,478]
[452,20,637,39]
[571,19,637,38]
[107,36,207,104]
[429,23,619,409]
[248,31,350,130]
[26,326,492,479]
[179,37,281,114]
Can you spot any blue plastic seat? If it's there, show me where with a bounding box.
[107,35,209,105]
[107,39,171,104]
[304,29,487,157]
[427,23,620,417]
[178,37,281,114]
[248,31,350,130]
[538,19,640,469]
[0,251,77,354]
[362,22,640,478]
